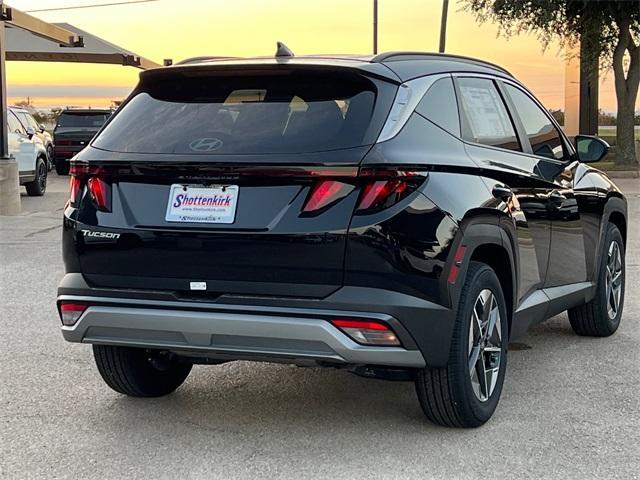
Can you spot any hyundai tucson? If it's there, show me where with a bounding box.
[57,48,627,428]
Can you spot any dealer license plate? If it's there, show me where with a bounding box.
[165,184,239,224]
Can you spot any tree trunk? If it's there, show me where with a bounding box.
[612,19,640,167]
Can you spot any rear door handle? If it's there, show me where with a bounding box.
[492,185,513,201]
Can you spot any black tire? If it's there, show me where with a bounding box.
[25,157,47,196]
[568,223,625,337]
[415,261,509,428]
[55,158,69,175]
[46,145,54,171]
[93,345,192,397]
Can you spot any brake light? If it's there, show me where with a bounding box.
[331,318,401,346]
[59,302,87,326]
[87,177,111,212]
[302,180,354,214]
[69,164,112,212]
[69,175,81,204]
[356,180,408,212]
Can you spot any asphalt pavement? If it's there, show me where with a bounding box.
[1,174,638,479]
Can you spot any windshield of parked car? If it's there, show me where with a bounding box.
[57,112,110,129]
[92,71,378,155]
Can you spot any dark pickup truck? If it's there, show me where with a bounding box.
[53,108,112,175]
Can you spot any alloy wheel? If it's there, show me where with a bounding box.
[468,289,502,402]
[605,241,623,320]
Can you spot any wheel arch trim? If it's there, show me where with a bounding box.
[446,218,518,336]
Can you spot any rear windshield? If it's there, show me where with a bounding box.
[92,71,378,154]
[57,112,110,128]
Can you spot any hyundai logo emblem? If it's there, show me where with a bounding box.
[189,137,224,152]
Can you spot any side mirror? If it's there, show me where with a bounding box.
[39,124,46,133]
[25,126,36,139]
[574,135,609,163]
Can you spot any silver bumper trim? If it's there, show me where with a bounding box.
[62,305,426,368]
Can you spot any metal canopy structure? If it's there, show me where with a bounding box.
[6,22,160,70]
[0,2,159,215]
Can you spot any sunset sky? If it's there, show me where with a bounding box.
[6,0,637,112]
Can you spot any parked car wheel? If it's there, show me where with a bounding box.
[568,223,625,337]
[25,157,47,196]
[93,345,192,397]
[46,145,54,171]
[415,261,508,428]
[55,158,69,175]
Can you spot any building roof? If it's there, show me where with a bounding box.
[5,22,160,70]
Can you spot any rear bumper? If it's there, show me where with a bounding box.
[61,303,426,368]
[58,273,456,367]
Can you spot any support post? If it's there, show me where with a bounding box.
[0,18,20,215]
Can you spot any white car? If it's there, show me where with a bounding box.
[12,107,55,170]
[7,108,48,196]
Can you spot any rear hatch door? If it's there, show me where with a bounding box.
[73,66,396,298]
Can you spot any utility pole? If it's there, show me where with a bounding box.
[373,0,378,54]
[439,0,449,53]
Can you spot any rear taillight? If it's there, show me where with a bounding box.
[356,179,408,212]
[300,169,424,216]
[59,303,87,326]
[302,180,354,214]
[87,177,111,212]
[69,164,112,212]
[331,318,401,346]
[69,175,81,204]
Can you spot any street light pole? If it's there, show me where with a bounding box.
[439,0,449,53]
[373,0,378,54]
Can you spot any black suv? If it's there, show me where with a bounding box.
[53,108,112,175]
[57,50,627,428]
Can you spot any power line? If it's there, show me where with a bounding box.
[25,0,160,13]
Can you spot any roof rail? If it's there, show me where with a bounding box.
[174,56,238,66]
[371,51,512,76]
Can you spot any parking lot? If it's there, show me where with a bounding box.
[1,173,638,479]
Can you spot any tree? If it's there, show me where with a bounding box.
[598,109,617,126]
[464,0,639,166]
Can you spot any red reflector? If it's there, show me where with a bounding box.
[447,245,467,284]
[454,245,466,264]
[330,318,400,346]
[59,303,88,326]
[302,180,354,213]
[87,177,111,212]
[60,303,87,312]
[331,319,390,331]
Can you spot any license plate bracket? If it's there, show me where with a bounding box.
[165,184,239,224]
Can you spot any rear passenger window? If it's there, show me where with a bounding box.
[457,77,520,151]
[415,77,460,137]
[504,84,566,161]
[8,112,24,135]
